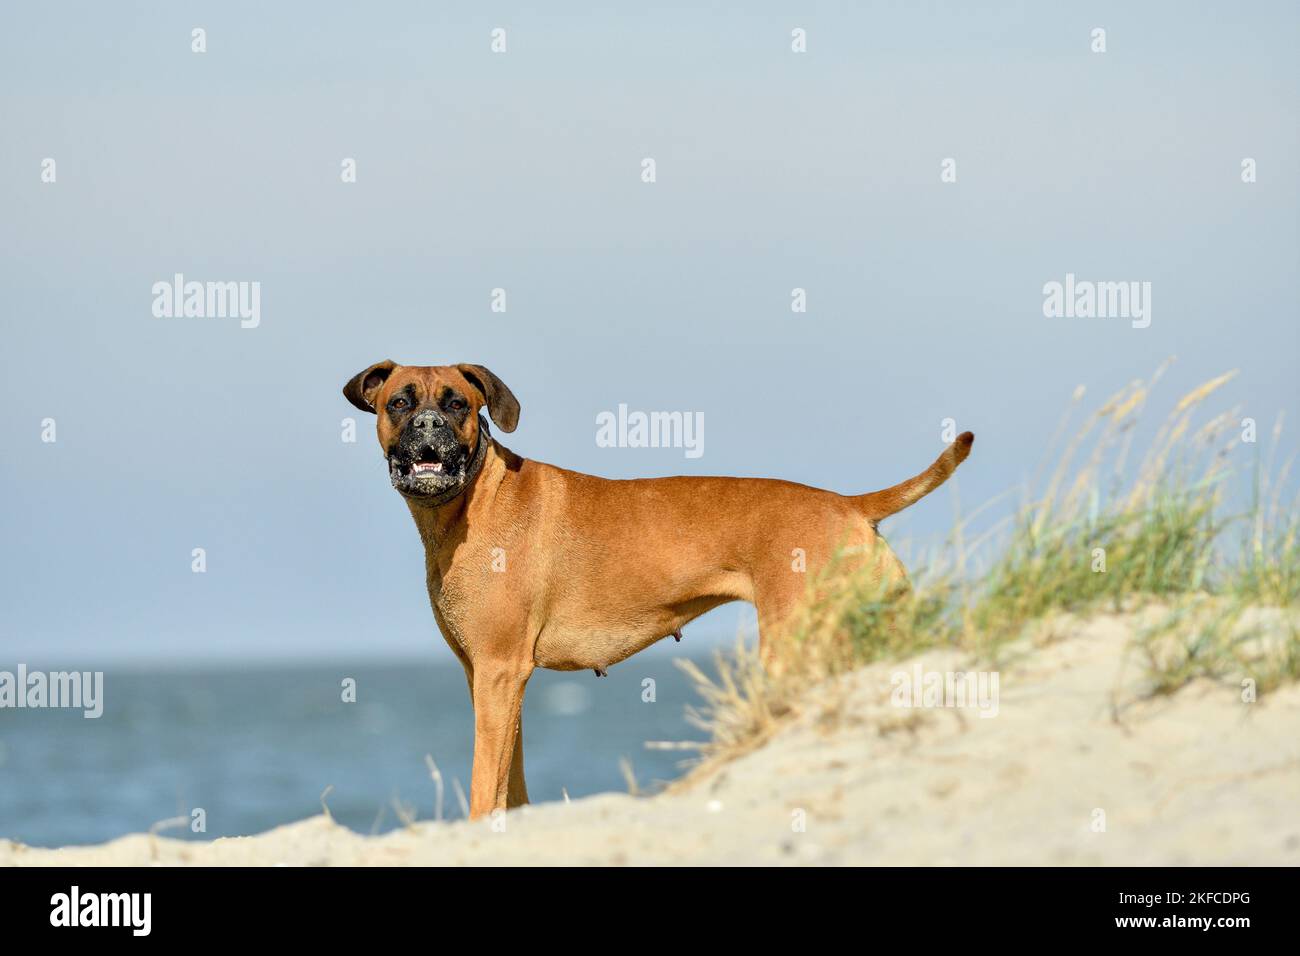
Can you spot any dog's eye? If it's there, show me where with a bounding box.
[449,399,467,411]
[389,397,409,410]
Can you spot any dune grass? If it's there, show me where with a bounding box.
[677,367,1300,766]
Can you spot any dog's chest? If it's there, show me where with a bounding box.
[424,549,535,653]
[425,567,474,633]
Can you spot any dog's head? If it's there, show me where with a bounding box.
[343,361,519,502]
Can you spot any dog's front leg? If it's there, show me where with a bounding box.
[468,660,534,819]
[507,714,529,807]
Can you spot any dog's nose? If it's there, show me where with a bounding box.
[411,409,445,431]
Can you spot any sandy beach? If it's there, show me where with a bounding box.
[4,609,1297,866]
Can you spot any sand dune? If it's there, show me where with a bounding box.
[4,610,1297,866]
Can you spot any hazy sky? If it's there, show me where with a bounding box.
[2,1,1296,664]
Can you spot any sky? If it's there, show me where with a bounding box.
[1,1,1296,665]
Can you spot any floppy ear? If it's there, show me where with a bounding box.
[457,364,520,433]
[342,360,397,413]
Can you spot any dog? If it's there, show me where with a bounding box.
[343,360,973,818]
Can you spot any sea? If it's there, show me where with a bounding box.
[0,640,725,848]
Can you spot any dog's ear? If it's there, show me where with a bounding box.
[343,360,397,413]
[457,364,519,433]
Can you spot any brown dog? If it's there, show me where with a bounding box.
[343,360,973,818]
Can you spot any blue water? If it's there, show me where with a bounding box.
[0,644,720,848]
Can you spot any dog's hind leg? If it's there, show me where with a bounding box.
[752,570,807,672]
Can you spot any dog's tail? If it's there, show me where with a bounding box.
[855,432,974,522]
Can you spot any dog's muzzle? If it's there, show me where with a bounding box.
[387,413,490,504]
